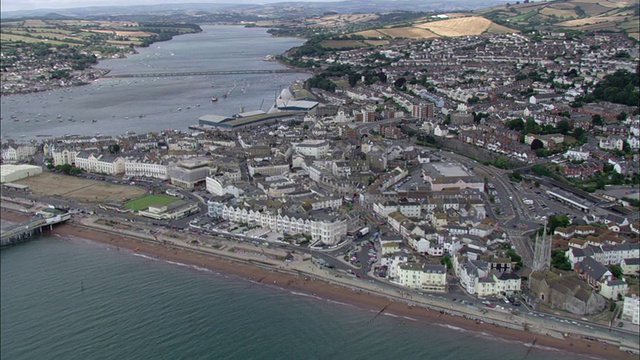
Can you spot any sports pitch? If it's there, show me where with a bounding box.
[124,194,179,211]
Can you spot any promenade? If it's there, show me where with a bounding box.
[68,214,640,355]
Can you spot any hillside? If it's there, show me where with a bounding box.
[343,15,517,42]
[478,0,639,40]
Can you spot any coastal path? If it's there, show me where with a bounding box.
[103,69,307,79]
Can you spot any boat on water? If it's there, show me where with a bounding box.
[211,96,218,102]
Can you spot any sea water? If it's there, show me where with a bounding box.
[1,235,591,360]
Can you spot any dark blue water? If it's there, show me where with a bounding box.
[1,235,587,360]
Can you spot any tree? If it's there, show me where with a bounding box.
[524,118,540,134]
[348,72,360,87]
[108,144,120,154]
[394,77,406,88]
[508,171,523,182]
[532,164,552,177]
[507,249,523,270]
[609,264,623,279]
[617,111,628,121]
[551,249,571,271]
[494,157,509,169]
[547,214,570,234]
[591,114,603,126]
[556,119,572,135]
[506,118,525,131]
[441,255,453,270]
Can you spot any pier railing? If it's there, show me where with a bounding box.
[0,213,71,247]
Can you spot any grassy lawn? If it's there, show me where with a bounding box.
[124,194,178,211]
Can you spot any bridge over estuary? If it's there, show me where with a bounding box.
[1,212,71,247]
[103,69,307,79]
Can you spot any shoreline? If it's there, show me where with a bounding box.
[1,210,633,360]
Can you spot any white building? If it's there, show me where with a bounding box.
[381,252,408,280]
[51,147,78,166]
[599,280,628,300]
[206,176,244,198]
[125,158,169,180]
[563,149,590,161]
[221,205,347,246]
[1,143,37,163]
[622,294,640,325]
[0,164,43,183]
[396,263,447,292]
[247,160,289,177]
[599,137,625,151]
[75,152,125,175]
[294,140,330,158]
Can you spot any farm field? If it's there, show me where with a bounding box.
[319,40,368,49]
[377,27,439,39]
[417,16,504,36]
[16,173,147,203]
[124,194,179,211]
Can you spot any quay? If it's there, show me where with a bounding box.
[0,209,71,247]
[104,69,306,78]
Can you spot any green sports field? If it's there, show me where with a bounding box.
[124,194,178,211]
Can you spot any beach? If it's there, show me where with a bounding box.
[1,209,632,360]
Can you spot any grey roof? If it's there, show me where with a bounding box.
[576,257,610,281]
[423,264,446,274]
[623,258,640,265]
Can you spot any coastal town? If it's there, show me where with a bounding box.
[1,0,640,358]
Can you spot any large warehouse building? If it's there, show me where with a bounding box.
[194,110,305,131]
[0,164,43,183]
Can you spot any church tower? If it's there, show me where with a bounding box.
[532,222,552,272]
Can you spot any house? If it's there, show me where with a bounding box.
[380,236,403,256]
[1,142,37,163]
[381,252,409,280]
[621,258,640,276]
[574,257,613,290]
[599,280,628,300]
[396,262,447,292]
[455,257,488,295]
[599,137,625,151]
[476,271,521,297]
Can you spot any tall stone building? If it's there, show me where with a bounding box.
[532,223,552,272]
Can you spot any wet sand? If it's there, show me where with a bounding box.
[1,210,634,359]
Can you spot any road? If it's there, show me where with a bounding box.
[444,151,539,265]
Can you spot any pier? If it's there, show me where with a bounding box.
[0,211,71,247]
[104,69,306,79]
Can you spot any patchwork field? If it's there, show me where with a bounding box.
[124,194,178,211]
[16,173,146,203]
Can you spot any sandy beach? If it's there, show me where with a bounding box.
[1,210,635,359]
